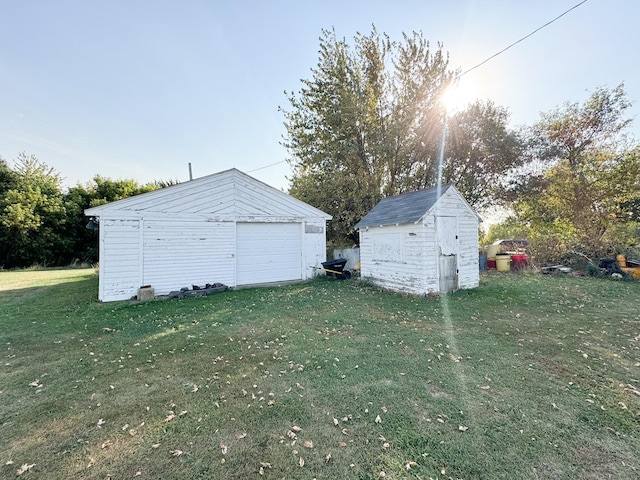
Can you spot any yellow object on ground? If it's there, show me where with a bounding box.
[496,255,511,272]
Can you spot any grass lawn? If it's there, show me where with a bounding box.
[1,268,639,479]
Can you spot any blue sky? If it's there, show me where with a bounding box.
[1,0,637,191]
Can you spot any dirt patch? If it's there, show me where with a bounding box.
[572,443,622,479]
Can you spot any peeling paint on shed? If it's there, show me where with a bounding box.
[355,184,480,295]
[85,169,331,302]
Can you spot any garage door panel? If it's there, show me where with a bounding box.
[236,223,302,285]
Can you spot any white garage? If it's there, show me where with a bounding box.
[85,169,331,302]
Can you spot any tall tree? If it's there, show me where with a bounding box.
[282,27,522,244]
[511,84,638,259]
[282,28,454,243]
[0,153,69,267]
[443,100,523,210]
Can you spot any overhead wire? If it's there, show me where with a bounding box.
[247,0,589,173]
[245,160,287,173]
[459,0,588,78]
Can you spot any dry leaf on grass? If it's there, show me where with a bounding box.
[16,463,35,475]
[303,440,313,448]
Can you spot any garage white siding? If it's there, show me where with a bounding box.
[85,169,331,302]
[236,223,303,285]
[99,219,141,301]
[142,219,235,294]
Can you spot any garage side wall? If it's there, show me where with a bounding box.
[303,220,328,279]
[358,223,428,295]
[98,219,142,302]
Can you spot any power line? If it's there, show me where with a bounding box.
[245,160,287,173]
[247,1,589,174]
[460,0,588,78]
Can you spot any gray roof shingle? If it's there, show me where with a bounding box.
[354,184,453,229]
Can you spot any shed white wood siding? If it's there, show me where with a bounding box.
[432,188,479,290]
[236,223,303,285]
[357,184,480,296]
[98,219,141,301]
[359,223,429,295]
[142,219,235,293]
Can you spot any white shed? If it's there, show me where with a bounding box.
[354,184,480,295]
[85,168,331,302]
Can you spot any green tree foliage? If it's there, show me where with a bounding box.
[444,100,523,210]
[509,84,639,262]
[0,153,168,268]
[0,158,18,194]
[282,27,522,244]
[0,153,69,267]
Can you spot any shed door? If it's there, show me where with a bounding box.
[436,216,459,293]
[236,223,302,285]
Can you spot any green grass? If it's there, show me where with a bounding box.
[1,269,639,479]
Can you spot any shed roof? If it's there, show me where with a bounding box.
[85,168,331,220]
[355,184,477,229]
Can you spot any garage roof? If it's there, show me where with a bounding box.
[85,168,331,220]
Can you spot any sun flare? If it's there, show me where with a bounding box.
[441,78,477,113]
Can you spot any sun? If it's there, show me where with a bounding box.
[441,78,477,114]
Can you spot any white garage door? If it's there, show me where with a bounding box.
[236,223,302,285]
